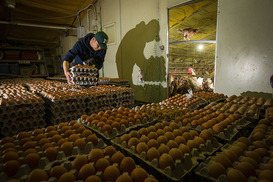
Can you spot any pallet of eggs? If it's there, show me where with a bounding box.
[28,85,87,125]
[87,85,134,112]
[0,121,106,181]
[21,146,158,182]
[70,64,98,86]
[0,83,45,136]
[173,108,251,142]
[80,107,153,140]
[111,121,222,181]
[135,103,189,122]
[195,132,273,182]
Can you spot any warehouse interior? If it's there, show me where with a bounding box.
[0,0,273,181]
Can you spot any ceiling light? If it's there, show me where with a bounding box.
[197,44,204,50]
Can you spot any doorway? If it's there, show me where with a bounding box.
[167,0,218,97]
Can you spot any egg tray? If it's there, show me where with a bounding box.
[194,148,273,182]
[245,107,260,122]
[16,154,158,182]
[0,131,106,181]
[71,71,98,77]
[111,137,199,182]
[0,100,44,112]
[265,107,273,120]
[248,124,273,144]
[70,66,98,73]
[41,95,88,104]
[46,113,86,125]
[71,75,98,82]
[0,118,46,137]
[1,109,45,123]
[45,107,86,118]
[72,80,98,86]
[80,117,156,141]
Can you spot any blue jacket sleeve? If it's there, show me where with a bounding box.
[62,41,81,63]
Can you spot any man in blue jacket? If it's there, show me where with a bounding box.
[62,31,108,83]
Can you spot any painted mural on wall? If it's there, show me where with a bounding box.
[116,19,166,103]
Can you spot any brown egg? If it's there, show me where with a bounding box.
[120,134,131,144]
[0,137,14,145]
[131,167,148,182]
[139,136,149,143]
[254,148,269,157]
[74,138,86,151]
[182,132,193,140]
[88,148,104,163]
[215,154,233,168]
[81,129,93,138]
[38,138,50,147]
[58,172,76,182]
[60,142,73,156]
[235,162,256,177]
[45,126,56,133]
[187,140,199,150]
[104,166,120,182]
[86,134,99,145]
[47,130,59,137]
[189,130,199,138]
[17,131,30,140]
[2,151,19,163]
[235,142,248,151]
[96,158,110,172]
[158,144,170,155]
[179,144,190,155]
[208,162,226,179]
[200,129,213,141]
[129,130,140,138]
[240,157,258,169]
[24,152,40,168]
[23,148,37,157]
[252,141,268,149]
[72,155,88,171]
[222,149,238,163]
[104,146,116,157]
[263,163,273,171]
[229,146,244,156]
[258,170,273,181]
[159,153,174,170]
[139,128,148,136]
[227,169,247,182]
[28,169,48,182]
[157,136,168,145]
[245,151,262,163]
[51,134,62,143]
[147,139,159,149]
[147,147,160,161]
[174,136,186,145]
[78,164,95,180]
[164,132,175,140]
[50,165,67,179]
[111,151,125,164]
[2,160,20,177]
[136,142,149,155]
[120,157,136,174]
[85,175,102,182]
[169,148,183,162]
[44,147,58,161]
[128,137,139,148]
[237,137,251,146]
[68,134,80,142]
[116,174,133,182]
[19,137,31,146]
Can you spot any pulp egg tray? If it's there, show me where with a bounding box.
[245,107,260,122]
[1,108,45,122]
[70,66,98,73]
[80,117,155,140]
[0,129,106,180]
[111,136,199,182]
[13,150,158,182]
[0,117,46,137]
[265,106,273,119]
[72,80,98,86]
[0,98,44,109]
[47,112,86,125]
[195,145,273,182]
[42,95,87,104]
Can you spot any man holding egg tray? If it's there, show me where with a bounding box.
[62,31,108,84]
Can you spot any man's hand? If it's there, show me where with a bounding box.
[64,71,72,84]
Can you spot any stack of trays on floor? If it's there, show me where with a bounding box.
[0,80,46,136]
[87,85,134,113]
[98,77,130,87]
[70,64,98,86]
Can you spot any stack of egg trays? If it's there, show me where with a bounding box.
[265,106,273,120]
[110,134,200,181]
[43,96,87,125]
[70,66,98,86]
[24,150,158,182]
[80,116,155,141]
[0,98,46,136]
[0,124,106,181]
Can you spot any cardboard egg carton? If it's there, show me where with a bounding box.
[15,151,158,182]
[0,116,46,137]
[0,124,106,180]
[81,116,154,140]
[111,136,198,181]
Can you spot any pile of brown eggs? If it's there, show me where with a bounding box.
[205,118,273,182]
[117,121,215,172]
[135,103,189,121]
[0,121,103,178]
[26,146,158,182]
[266,107,273,122]
[81,107,150,138]
[161,94,205,108]
[226,95,273,108]
[174,109,241,135]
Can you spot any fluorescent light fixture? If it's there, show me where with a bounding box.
[197,44,204,50]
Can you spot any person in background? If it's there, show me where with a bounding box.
[62,31,108,84]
